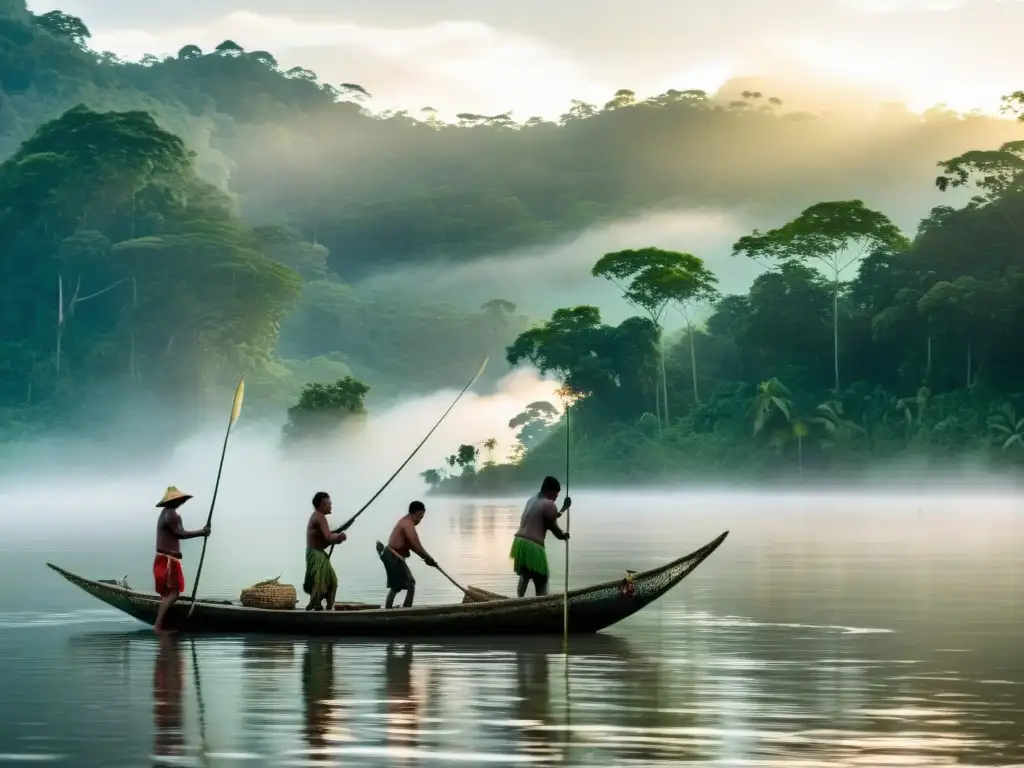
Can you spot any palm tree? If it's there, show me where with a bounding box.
[751,379,824,474]
[812,400,865,445]
[987,404,1024,451]
[890,386,930,439]
[749,378,793,437]
[482,437,498,467]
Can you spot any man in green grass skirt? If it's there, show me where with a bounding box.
[304,491,348,610]
[510,476,571,597]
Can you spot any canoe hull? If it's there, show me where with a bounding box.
[47,530,728,637]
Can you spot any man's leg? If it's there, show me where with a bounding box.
[402,583,416,608]
[154,592,178,634]
[324,562,338,611]
[534,574,549,596]
[516,574,529,597]
[385,589,399,608]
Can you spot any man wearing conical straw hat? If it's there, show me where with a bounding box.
[153,486,210,634]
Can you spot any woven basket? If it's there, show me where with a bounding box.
[239,576,298,610]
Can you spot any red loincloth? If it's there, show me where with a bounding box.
[153,553,185,596]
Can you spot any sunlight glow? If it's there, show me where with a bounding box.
[776,37,1012,115]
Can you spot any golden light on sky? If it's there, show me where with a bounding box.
[38,0,1024,119]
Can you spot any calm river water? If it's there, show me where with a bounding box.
[0,491,1020,766]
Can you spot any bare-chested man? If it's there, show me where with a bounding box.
[376,501,437,608]
[510,476,570,597]
[304,491,347,611]
[153,486,210,635]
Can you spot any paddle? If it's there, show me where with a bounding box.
[328,356,489,556]
[433,563,505,603]
[187,376,245,619]
[434,563,472,598]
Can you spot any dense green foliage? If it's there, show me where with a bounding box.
[5,1,1024,473]
[431,140,1024,489]
[282,376,369,444]
[0,103,301,439]
[3,2,1023,277]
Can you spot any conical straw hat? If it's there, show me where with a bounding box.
[156,486,193,508]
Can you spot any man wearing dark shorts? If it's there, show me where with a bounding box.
[377,501,437,608]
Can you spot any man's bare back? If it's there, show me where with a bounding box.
[514,494,564,546]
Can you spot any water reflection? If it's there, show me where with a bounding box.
[49,621,1024,767]
[383,643,420,755]
[514,645,555,758]
[301,641,335,762]
[34,494,1024,766]
[153,639,185,763]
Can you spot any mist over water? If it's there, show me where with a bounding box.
[0,368,559,576]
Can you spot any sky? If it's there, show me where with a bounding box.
[28,0,1024,120]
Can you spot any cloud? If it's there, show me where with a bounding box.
[837,0,966,10]
[88,11,594,118]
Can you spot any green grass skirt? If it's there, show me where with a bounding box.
[510,537,549,577]
[303,547,337,600]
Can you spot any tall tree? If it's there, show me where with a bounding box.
[506,306,659,431]
[732,201,908,393]
[592,247,718,427]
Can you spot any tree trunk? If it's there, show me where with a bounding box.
[798,434,803,478]
[56,273,63,372]
[653,375,662,436]
[688,321,699,403]
[660,334,669,428]
[966,340,972,388]
[832,282,840,393]
[130,277,138,382]
[925,330,932,384]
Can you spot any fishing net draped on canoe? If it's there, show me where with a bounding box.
[240,576,298,610]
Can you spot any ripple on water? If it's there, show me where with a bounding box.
[0,496,1021,766]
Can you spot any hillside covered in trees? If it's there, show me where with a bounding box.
[426,134,1024,488]
[4,1,1024,483]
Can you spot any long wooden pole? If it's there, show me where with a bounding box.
[562,400,571,643]
[328,356,489,555]
[187,376,245,618]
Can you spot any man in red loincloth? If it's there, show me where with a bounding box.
[153,486,210,635]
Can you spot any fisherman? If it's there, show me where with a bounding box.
[510,476,570,597]
[153,486,210,635]
[305,491,347,611]
[377,501,437,608]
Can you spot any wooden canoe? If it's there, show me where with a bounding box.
[46,530,728,637]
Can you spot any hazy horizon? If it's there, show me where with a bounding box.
[29,0,1024,120]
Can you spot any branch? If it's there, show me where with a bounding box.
[73,278,128,305]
